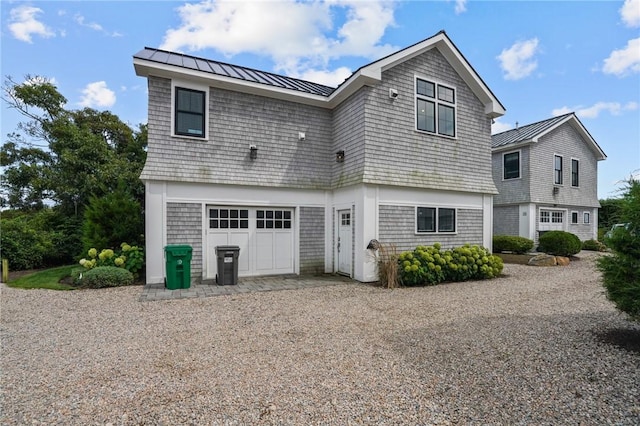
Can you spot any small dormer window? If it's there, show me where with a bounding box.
[416,77,456,137]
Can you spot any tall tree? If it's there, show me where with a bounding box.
[1,76,146,215]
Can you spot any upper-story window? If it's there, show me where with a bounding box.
[571,159,579,187]
[415,78,456,137]
[554,155,563,185]
[175,87,206,138]
[503,151,520,180]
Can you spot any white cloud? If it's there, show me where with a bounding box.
[79,81,116,108]
[491,118,513,134]
[298,67,353,87]
[74,14,103,31]
[602,37,640,76]
[497,38,540,80]
[621,0,640,27]
[8,5,55,43]
[455,0,467,14]
[552,101,638,119]
[160,0,398,86]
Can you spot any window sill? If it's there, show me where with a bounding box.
[414,129,457,140]
[171,133,208,141]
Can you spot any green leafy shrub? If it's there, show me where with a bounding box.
[493,235,534,254]
[79,242,144,276]
[398,243,503,286]
[597,178,640,320]
[0,209,82,270]
[582,239,607,252]
[78,266,133,289]
[538,231,582,256]
[82,185,143,253]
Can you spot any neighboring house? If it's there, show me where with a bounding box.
[133,31,505,284]
[491,113,606,243]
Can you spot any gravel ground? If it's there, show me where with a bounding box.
[1,251,639,425]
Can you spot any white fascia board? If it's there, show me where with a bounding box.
[325,68,381,108]
[531,115,607,160]
[491,140,534,154]
[134,59,331,109]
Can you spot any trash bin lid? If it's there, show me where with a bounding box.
[215,245,240,254]
[165,245,193,255]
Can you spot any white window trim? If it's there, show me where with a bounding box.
[570,211,579,224]
[553,154,564,186]
[570,157,580,188]
[583,211,591,224]
[414,75,457,139]
[171,79,209,140]
[414,206,458,234]
[502,149,522,181]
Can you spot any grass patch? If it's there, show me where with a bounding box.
[6,265,77,290]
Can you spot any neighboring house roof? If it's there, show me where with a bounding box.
[491,112,607,160]
[133,30,505,117]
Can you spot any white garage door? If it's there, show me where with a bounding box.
[206,207,294,278]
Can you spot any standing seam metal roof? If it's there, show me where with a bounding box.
[491,113,573,148]
[134,47,336,97]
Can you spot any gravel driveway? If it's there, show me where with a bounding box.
[1,252,639,425]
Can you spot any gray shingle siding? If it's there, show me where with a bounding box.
[143,76,333,188]
[299,207,325,274]
[492,146,531,205]
[566,207,597,241]
[378,205,483,252]
[166,203,203,283]
[493,205,520,236]
[529,125,600,208]
[332,89,366,188]
[362,49,497,194]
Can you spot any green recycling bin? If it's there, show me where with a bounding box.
[164,245,192,290]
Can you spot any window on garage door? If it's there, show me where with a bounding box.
[209,208,249,229]
[256,210,291,229]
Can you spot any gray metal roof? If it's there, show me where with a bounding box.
[134,47,336,97]
[491,113,573,148]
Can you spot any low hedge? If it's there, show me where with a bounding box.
[538,231,582,257]
[398,243,503,286]
[582,239,607,252]
[493,235,534,254]
[79,266,134,289]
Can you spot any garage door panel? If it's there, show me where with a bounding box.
[275,233,292,269]
[230,232,250,273]
[255,232,274,271]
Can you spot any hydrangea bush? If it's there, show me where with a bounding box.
[79,242,144,275]
[398,243,503,286]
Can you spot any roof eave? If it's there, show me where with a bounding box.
[491,139,535,153]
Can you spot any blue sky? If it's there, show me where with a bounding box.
[1,0,639,199]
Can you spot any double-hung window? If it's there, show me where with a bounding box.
[571,212,579,224]
[416,78,456,137]
[554,155,563,185]
[571,159,579,187]
[175,87,206,137]
[583,212,590,224]
[416,207,456,233]
[503,151,520,180]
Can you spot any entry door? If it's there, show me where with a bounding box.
[337,210,352,276]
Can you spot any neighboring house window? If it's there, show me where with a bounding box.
[540,211,550,223]
[554,155,563,185]
[571,212,579,224]
[257,210,292,229]
[415,78,456,137]
[583,212,590,224]
[175,87,206,137]
[503,151,520,180]
[209,208,249,229]
[416,207,456,233]
[571,159,579,187]
[552,211,563,223]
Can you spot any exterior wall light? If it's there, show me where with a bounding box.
[250,145,258,160]
[336,150,345,163]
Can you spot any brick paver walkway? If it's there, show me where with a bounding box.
[139,274,356,301]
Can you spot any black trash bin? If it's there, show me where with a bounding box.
[215,245,240,285]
